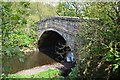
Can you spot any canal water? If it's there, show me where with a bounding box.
[3,49,57,74]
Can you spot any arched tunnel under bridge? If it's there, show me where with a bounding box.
[37,17,82,63]
[37,16,98,63]
[38,30,71,62]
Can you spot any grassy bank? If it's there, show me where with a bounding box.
[4,68,61,79]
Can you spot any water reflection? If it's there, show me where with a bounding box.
[3,49,57,74]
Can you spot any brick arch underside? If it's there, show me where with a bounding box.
[38,30,71,62]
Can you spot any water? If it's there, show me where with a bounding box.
[3,49,57,74]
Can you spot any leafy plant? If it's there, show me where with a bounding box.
[4,68,59,78]
[103,42,120,72]
[1,2,36,75]
[57,1,120,79]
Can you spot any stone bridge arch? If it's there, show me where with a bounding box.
[37,16,80,51]
[38,28,73,50]
[36,16,80,61]
[36,16,97,61]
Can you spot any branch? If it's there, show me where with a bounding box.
[112,5,119,17]
[107,12,116,23]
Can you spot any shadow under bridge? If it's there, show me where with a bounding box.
[38,30,72,62]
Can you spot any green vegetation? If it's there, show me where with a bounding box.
[1,1,57,78]
[57,1,120,79]
[5,68,59,78]
[1,1,120,79]
[30,2,57,20]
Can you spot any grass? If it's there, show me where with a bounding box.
[5,68,60,78]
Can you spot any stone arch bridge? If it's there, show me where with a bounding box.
[36,16,97,62]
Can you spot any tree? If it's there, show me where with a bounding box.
[78,2,120,79]
[57,1,120,79]
[30,2,57,20]
[1,2,36,74]
[57,2,79,16]
[1,2,57,75]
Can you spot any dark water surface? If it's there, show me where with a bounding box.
[3,49,57,74]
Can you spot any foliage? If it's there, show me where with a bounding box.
[57,2,83,17]
[1,2,58,77]
[1,2,57,55]
[1,1,120,79]
[2,2,31,54]
[82,1,120,72]
[80,2,120,79]
[68,65,79,80]
[103,42,120,72]
[1,2,37,75]
[30,2,57,20]
[57,1,120,79]
[3,68,59,78]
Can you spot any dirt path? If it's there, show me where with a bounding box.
[15,63,64,75]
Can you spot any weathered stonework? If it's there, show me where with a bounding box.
[36,16,98,53]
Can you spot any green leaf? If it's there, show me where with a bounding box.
[113,64,119,72]
[19,58,24,63]
[104,52,114,62]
